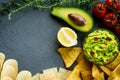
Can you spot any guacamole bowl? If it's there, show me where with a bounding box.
[83,29,119,65]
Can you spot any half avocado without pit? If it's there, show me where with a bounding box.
[51,7,94,32]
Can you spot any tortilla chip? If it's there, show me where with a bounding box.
[67,53,92,80]
[105,52,120,70]
[81,71,92,80]
[107,64,120,80]
[94,72,104,80]
[92,64,101,78]
[58,47,82,68]
[77,53,92,71]
[92,64,104,80]
[99,66,112,76]
[66,63,82,80]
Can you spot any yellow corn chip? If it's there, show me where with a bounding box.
[81,70,92,80]
[107,64,120,80]
[92,72,104,80]
[105,52,120,70]
[58,47,82,68]
[92,64,104,80]
[99,66,112,76]
[67,53,92,80]
[66,63,82,80]
[77,53,92,71]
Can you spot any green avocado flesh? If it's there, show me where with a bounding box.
[83,29,119,65]
[51,7,94,32]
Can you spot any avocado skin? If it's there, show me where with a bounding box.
[51,7,94,32]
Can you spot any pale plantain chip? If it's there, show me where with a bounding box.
[42,67,58,74]
[40,67,58,80]
[16,70,32,80]
[1,76,13,80]
[105,52,120,70]
[0,52,5,76]
[99,66,112,76]
[1,59,18,80]
[58,47,82,68]
[32,73,40,80]
[107,64,120,80]
[57,67,71,80]
[92,64,104,80]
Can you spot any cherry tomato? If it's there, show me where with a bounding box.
[114,26,120,36]
[103,12,118,27]
[106,0,119,9]
[116,6,120,14]
[92,3,107,18]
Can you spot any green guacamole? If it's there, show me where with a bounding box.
[83,29,119,65]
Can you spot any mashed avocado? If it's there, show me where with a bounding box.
[83,29,119,65]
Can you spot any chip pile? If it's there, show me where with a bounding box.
[58,47,120,80]
[0,47,120,80]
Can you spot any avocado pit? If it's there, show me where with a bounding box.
[68,13,86,26]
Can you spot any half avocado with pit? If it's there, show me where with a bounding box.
[51,7,94,32]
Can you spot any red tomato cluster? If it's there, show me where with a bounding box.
[92,0,120,36]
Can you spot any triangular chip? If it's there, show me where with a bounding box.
[99,66,112,76]
[77,53,92,71]
[105,52,120,70]
[67,63,82,80]
[58,47,82,68]
[81,70,93,80]
[107,64,120,80]
[67,53,92,80]
[92,64,104,80]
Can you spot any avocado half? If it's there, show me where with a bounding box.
[51,7,94,32]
